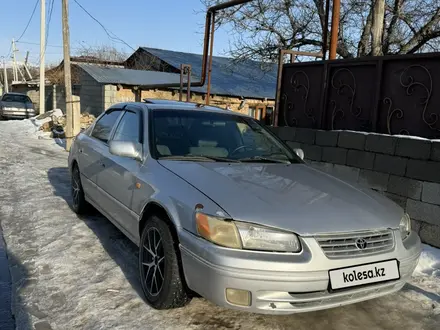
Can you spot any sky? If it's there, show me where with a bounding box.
[1,0,233,66]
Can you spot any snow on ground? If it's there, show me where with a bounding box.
[0,119,439,330]
[416,244,440,277]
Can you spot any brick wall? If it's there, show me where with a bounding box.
[113,87,274,116]
[271,127,440,248]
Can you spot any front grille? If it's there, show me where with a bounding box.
[315,229,395,259]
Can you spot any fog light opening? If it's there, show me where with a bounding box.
[225,288,251,307]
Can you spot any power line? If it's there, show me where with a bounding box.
[16,0,40,42]
[72,0,135,51]
[16,41,81,51]
[46,0,55,46]
[36,0,56,65]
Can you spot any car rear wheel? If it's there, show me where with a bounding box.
[139,215,190,309]
[71,165,89,214]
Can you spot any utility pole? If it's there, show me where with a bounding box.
[24,51,33,80]
[12,39,18,82]
[329,0,341,60]
[40,0,46,114]
[3,58,8,93]
[62,0,76,151]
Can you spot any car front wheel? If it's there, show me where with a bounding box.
[139,215,190,309]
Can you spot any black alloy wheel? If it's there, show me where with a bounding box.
[139,215,190,309]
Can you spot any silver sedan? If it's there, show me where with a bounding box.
[0,92,36,119]
[68,100,421,314]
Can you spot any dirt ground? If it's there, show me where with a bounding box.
[0,120,439,330]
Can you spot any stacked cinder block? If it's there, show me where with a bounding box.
[271,126,440,248]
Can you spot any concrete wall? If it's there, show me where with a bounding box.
[11,85,52,113]
[79,71,104,116]
[12,84,80,114]
[271,127,440,248]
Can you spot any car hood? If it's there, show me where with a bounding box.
[159,161,403,235]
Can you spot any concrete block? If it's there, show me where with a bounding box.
[384,192,407,209]
[418,221,440,248]
[309,161,334,174]
[373,154,407,176]
[395,137,431,160]
[347,150,375,170]
[331,164,360,183]
[421,181,440,206]
[286,141,301,150]
[301,144,322,161]
[411,219,422,234]
[338,131,366,150]
[322,147,347,165]
[431,141,440,161]
[358,170,389,191]
[276,126,296,141]
[387,175,422,200]
[406,159,440,183]
[295,128,316,144]
[406,199,440,226]
[316,130,339,147]
[365,134,397,155]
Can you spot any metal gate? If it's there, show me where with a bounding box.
[277,52,440,139]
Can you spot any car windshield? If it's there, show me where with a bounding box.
[2,94,32,103]
[151,109,302,164]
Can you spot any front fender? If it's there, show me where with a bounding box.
[133,160,230,236]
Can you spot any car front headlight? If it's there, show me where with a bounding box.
[195,212,301,252]
[399,213,411,240]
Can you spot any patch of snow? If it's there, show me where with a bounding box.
[415,244,440,277]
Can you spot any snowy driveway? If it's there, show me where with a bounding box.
[0,120,439,330]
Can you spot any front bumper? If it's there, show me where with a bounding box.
[179,230,421,315]
[1,109,36,119]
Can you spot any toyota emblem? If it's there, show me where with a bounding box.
[355,238,367,250]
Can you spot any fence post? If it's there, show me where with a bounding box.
[371,58,384,132]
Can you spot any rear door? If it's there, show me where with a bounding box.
[78,109,124,205]
[96,105,144,239]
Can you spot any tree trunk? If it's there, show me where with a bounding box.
[371,0,385,56]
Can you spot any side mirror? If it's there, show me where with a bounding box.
[109,140,142,161]
[293,148,304,160]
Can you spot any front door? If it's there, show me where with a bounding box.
[80,110,123,204]
[96,106,144,240]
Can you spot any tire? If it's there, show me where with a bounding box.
[71,165,89,214]
[139,215,190,309]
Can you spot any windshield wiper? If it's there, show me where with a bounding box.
[158,155,239,163]
[239,156,290,164]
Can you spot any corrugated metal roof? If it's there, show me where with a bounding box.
[141,47,277,99]
[77,64,182,86]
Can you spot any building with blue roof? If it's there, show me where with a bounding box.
[18,48,277,122]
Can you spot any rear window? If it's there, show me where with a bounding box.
[2,94,32,103]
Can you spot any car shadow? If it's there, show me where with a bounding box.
[404,283,440,303]
[47,167,145,300]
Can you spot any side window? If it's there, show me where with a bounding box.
[112,111,140,143]
[91,111,121,143]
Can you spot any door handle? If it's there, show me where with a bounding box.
[79,148,83,153]
[101,162,106,168]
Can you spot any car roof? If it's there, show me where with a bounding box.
[108,99,251,117]
[2,92,29,96]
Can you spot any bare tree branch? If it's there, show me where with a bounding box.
[201,0,440,62]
